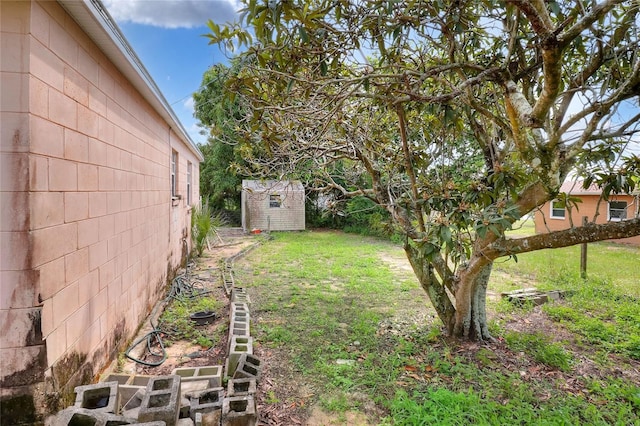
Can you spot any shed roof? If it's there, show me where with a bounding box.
[242,180,304,192]
[58,0,204,162]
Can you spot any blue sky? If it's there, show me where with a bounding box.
[103,0,240,146]
[103,0,639,157]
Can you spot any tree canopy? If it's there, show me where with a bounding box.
[193,63,248,211]
[205,0,640,339]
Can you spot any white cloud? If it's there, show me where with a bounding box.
[183,96,195,112]
[103,0,242,29]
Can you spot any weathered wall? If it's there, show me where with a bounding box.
[534,194,640,246]
[1,2,48,423]
[0,1,200,422]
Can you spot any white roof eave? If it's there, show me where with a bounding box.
[58,0,204,162]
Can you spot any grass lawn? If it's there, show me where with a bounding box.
[234,230,640,425]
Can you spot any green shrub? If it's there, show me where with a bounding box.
[191,204,224,257]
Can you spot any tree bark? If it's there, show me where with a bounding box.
[453,262,493,340]
[404,243,456,333]
[405,243,495,340]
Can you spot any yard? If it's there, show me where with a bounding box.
[230,230,640,425]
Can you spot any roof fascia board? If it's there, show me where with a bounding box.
[57,0,204,161]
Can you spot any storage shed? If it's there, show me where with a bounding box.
[242,180,305,232]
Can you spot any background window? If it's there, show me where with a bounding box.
[270,194,281,208]
[550,200,565,219]
[187,161,192,205]
[609,201,627,221]
[171,151,178,198]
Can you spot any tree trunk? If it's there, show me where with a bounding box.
[452,263,493,340]
[404,242,493,341]
[404,243,456,333]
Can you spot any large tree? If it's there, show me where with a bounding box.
[193,63,248,211]
[206,0,640,340]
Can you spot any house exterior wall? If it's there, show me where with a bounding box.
[0,1,201,422]
[242,181,305,232]
[534,193,640,245]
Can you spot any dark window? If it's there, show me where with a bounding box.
[550,200,565,219]
[269,194,281,208]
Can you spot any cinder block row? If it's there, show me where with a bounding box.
[230,287,250,305]
[222,264,235,296]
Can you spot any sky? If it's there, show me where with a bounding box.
[102,0,242,146]
[102,0,639,158]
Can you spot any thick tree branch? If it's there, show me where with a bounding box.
[483,217,640,258]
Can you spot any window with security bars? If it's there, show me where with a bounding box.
[608,201,627,221]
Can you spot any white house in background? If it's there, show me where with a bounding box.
[241,180,305,232]
[0,1,203,422]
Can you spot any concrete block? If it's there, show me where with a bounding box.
[122,388,145,420]
[74,381,119,414]
[230,288,249,305]
[131,374,154,387]
[226,378,257,397]
[230,303,248,315]
[139,375,181,426]
[230,311,249,324]
[177,417,195,425]
[228,322,250,344]
[225,337,253,378]
[222,396,257,426]
[179,396,191,419]
[52,407,138,425]
[119,384,146,408]
[180,379,211,396]
[172,365,223,389]
[101,373,132,385]
[232,354,262,382]
[189,387,224,421]
[194,412,203,426]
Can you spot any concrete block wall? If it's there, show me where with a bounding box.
[0,0,201,422]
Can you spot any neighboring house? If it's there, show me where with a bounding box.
[534,180,640,245]
[0,1,204,423]
[241,180,305,232]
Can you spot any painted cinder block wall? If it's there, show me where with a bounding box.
[241,180,305,232]
[0,1,202,422]
[534,193,640,246]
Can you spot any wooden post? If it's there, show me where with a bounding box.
[580,216,588,279]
